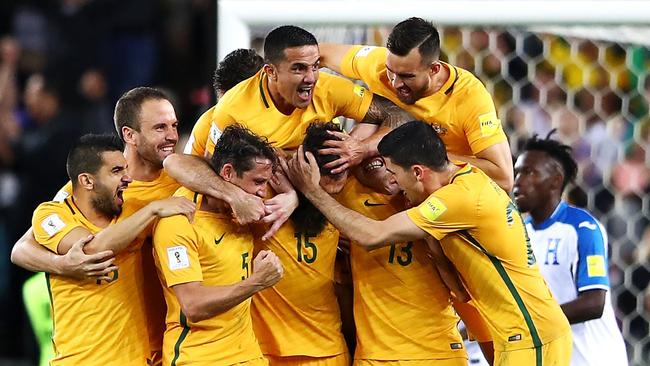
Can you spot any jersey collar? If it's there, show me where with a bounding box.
[526,200,568,230]
[439,61,460,96]
[259,72,271,109]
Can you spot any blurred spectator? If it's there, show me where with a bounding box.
[0,36,21,168]
[611,143,650,196]
[79,69,114,134]
[9,73,84,241]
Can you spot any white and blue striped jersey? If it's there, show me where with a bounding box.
[525,201,627,366]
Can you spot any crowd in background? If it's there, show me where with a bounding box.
[0,1,215,363]
[1,2,649,364]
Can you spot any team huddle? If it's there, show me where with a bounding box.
[12,17,628,366]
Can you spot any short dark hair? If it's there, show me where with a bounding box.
[213,48,264,96]
[263,25,318,64]
[210,124,278,176]
[302,122,344,177]
[293,121,344,236]
[387,17,440,64]
[378,120,448,171]
[113,87,171,140]
[67,134,125,189]
[522,129,578,190]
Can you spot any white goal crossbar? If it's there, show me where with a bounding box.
[217,0,650,60]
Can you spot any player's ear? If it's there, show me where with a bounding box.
[220,163,235,182]
[78,173,94,190]
[413,165,424,181]
[122,126,136,145]
[264,64,277,81]
[430,61,441,75]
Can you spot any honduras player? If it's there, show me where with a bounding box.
[513,131,628,366]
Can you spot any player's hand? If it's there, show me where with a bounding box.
[229,188,266,225]
[150,197,196,222]
[319,130,367,174]
[282,145,321,195]
[261,192,298,241]
[55,234,118,282]
[251,250,284,288]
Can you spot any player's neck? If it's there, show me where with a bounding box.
[426,62,451,96]
[266,76,296,116]
[124,145,162,182]
[71,193,113,228]
[530,196,562,225]
[423,163,460,194]
[200,195,233,216]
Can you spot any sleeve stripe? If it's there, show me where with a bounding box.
[578,284,609,292]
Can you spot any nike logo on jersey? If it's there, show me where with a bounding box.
[363,199,386,207]
[578,221,597,230]
[214,233,225,245]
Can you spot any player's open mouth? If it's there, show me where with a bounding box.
[363,157,384,172]
[116,187,125,205]
[297,85,313,102]
[159,144,175,153]
[397,86,411,98]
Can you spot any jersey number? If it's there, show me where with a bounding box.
[241,252,250,280]
[295,232,317,264]
[388,242,413,266]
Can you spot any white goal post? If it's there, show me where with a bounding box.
[217,0,650,60]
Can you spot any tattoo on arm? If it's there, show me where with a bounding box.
[361,95,413,128]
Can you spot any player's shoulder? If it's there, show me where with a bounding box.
[448,63,490,96]
[316,71,352,89]
[34,199,70,216]
[196,105,216,125]
[347,45,387,62]
[556,202,601,231]
[216,70,264,108]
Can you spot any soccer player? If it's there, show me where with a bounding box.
[337,155,470,365]
[251,122,350,366]
[284,121,572,366]
[152,124,283,366]
[165,25,412,238]
[31,134,194,365]
[185,48,264,157]
[173,25,411,163]
[513,132,628,366]
[12,86,268,365]
[318,17,513,190]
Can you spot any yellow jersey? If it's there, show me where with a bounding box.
[251,219,346,357]
[183,106,214,157]
[337,178,466,360]
[55,171,180,359]
[340,46,506,157]
[32,197,150,366]
[203,70,373,154]
[152,188,262,366]
[406,163,570,351]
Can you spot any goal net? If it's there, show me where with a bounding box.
[218,2,650,364]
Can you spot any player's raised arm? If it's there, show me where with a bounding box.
[448,138,514,192]
[322,94,414,174]
[163,153,267,224]
[284,146,427,249]
[319,43,355,74]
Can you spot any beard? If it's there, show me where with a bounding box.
[138,143,165,169]
[92,182,121,217]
